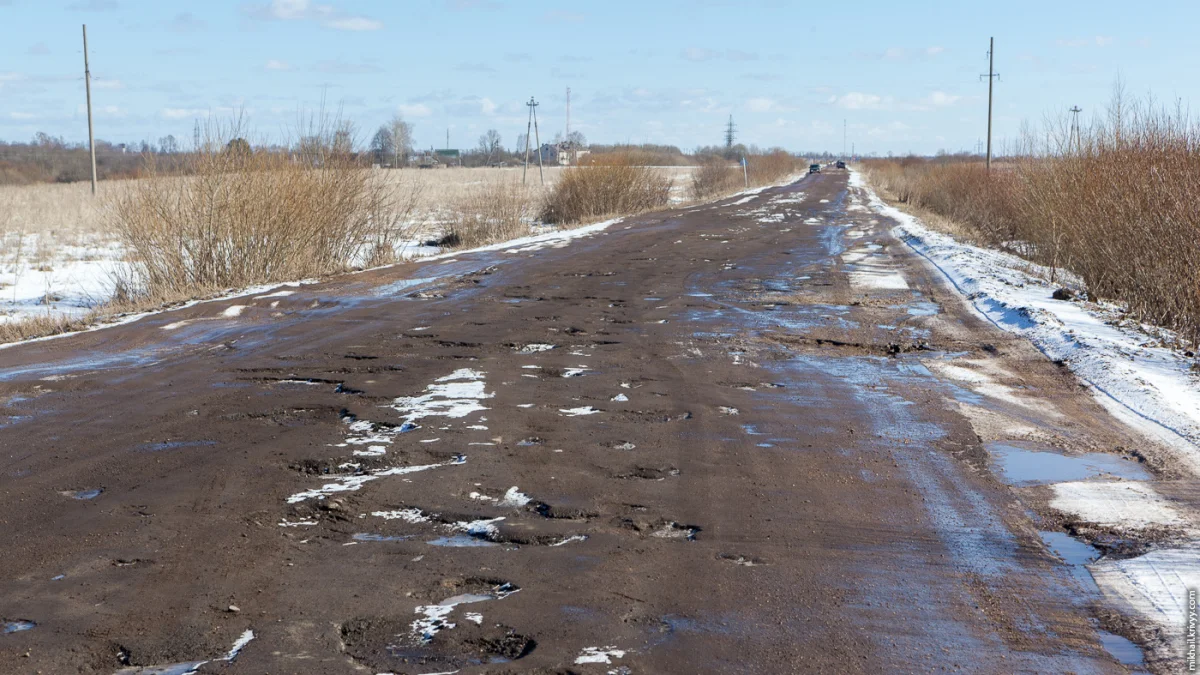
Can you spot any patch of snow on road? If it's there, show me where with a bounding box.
[1049,481,1186,529]
[516,343,556,353]
[391,369,492,425]
[559,406,600,416]
[1090,544,1200,661]
[576,647,627,665]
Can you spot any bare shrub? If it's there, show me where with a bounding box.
[539,153,672,225]
[863,89,1200,345]
[691,156,740,200]
[746,150,802,186]
[443,181,535,249]
[106,124,415,302]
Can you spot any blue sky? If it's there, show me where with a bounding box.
[0,0,1194,155]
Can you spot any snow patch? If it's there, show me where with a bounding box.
[1049,481,1186,529]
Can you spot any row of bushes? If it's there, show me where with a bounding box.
[97,147,800,327]
[690,151,805,200]
[864,98,1200,345]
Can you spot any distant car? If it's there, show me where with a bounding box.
[808,163,821,174]
[836,160,846,169]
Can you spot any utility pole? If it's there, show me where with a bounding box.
[82,24,97,195]
[565,86,571,140]
[1068,106,1082,155]
[532,98,544,185]
[522,97,543,185]
[980,37,999,171]
[843,118,847,159]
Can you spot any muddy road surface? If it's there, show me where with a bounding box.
[1,172,1167,673]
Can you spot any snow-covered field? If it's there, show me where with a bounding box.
[852,168,1200,664]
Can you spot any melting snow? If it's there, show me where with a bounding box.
[576,647,627,664]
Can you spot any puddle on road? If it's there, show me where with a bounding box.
[60,488,103,500]
[136,440,217,452]
[3,620,35,634]
[353,533,413,542]
[1039,530,1101,594]
[428,535,501,548]
[1097,630,1146,667]
[987,442,1150,486]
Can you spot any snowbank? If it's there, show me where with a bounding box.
[850,169,1200,473]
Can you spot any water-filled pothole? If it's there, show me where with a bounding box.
[987,442,1150,486]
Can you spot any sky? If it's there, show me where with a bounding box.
[0,0,1196,155]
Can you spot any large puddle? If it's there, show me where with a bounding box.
[987,441,1151,486]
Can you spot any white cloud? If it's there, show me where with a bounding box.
[480,97,497,115]
[682,47,718,62]
[922,91,960,107]
[327,16,382,30]
[925,46,945,56]
[93,78,124,89]
[9,112,36,120]
[397,103,432,118]
[831,92,888,110]
[265,59,291,71]
[1058,36,1114,48]
[746,97,775,112]
[253,0,382,31]
[267,0,309,19]
[883,47,906,60]
[77,103,125,118]
[162,107,209,119]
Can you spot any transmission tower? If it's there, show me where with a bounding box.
[724,115,736,149]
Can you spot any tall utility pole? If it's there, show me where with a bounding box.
[565,86,571,140]
[980,37,999,171]
[724,115,736,149]
[1068,106,1082,154]
[82,24,97,195]
[843,118,847,158]
[522,97,543,185]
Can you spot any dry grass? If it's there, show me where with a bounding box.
[442,181,536,249]
[691,156,742,200]
[864,91,1200,345]
[107,135,420,303]
[540,153,674,225]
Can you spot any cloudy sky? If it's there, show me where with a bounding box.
[0,0,1193,155]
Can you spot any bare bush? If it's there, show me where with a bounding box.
[539,153,673,225]
[691,156,740,200]
[443,181,535,249]
[864,90,1200,345]
[107,125,416,303]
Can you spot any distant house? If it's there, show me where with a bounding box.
[539,141,590,166]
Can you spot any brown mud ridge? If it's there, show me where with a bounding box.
[0,173,1179,672]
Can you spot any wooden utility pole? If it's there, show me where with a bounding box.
[531,97,544,185]
[82,24,97,195]
[981,37,999,172]
[1069,106,1083,154]
[522,97,535,184]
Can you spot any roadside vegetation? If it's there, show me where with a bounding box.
[107,122,420,307]
[865,89,1200,346]
[540,153,674,224]
[690,150,805,200]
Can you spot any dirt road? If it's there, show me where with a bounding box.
[1,172,1165,672]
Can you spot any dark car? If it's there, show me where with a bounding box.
[808,163,821,174]
[836,160,846,169]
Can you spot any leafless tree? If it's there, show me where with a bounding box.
[477,129,502,164]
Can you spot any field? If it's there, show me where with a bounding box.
[0,165,706,338]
